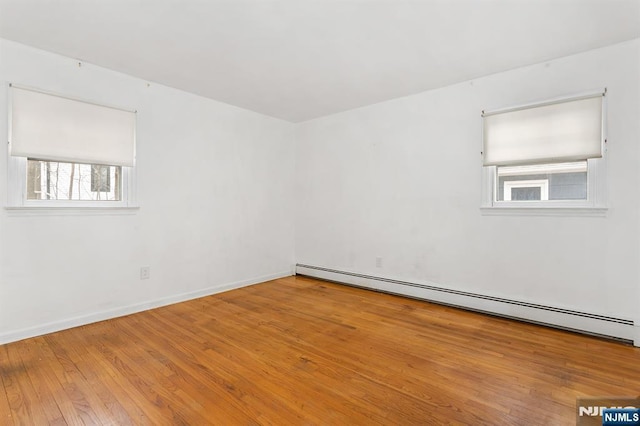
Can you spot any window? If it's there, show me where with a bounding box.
[27,160,121,201]
[498,161,588,201]
[7,85,137,209]
[481,91,606,215]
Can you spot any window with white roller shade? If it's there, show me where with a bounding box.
[9,85,136,167]
[480,90,607,213]
[482,94,604,167]
[6,84,138,208]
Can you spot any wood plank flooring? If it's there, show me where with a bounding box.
[1,275,638,425]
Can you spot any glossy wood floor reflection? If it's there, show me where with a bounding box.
[1,276,639,425]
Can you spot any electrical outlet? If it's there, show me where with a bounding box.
[376,257,382,268]
[140,266,150,280]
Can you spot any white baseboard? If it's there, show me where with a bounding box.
[296,264,637,345]
[0,270,292,346]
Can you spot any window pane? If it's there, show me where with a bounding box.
[511,187,542,201]
[497,161,587,202]
[26,159,121,201]
[91,165,111,192]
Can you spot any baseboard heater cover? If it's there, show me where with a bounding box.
[296,263,636,344]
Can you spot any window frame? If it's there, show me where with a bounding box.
[480,90,608,217]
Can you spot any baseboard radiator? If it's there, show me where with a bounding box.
[296,263,636,344]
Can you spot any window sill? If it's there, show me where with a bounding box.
[4,206,140,216]
[480,206,607,217]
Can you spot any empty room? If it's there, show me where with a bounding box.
[0,0,639,424]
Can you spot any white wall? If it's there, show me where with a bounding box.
[295,40,640,338]
[0,39,295,343]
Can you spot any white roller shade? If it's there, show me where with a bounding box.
[483,94,603,166]
[9,85,136,167]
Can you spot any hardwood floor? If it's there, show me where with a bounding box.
[1,276,638,425]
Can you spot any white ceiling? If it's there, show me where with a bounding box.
[0,0,639,122]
